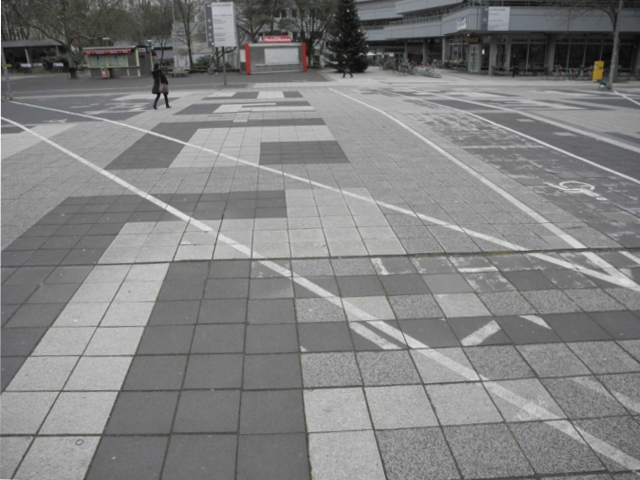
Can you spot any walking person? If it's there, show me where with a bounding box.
[341,54,353,78]
[152,64,170,109]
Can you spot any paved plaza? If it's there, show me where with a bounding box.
[2,68,640,479]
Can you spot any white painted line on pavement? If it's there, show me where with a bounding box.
[411,89,640,158]
[460,320,502,346]
[621,251,640,267]
[5,103,640,293]
[5,115,640,476]
[329,89,640,292]
[520,314,552,330]
[570,376,640,415]
[613,90,640,108]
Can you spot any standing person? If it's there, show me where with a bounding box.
[342,54,353,78]
[152,64,170,110]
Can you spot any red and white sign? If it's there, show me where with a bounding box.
[262,35,291,44]
[83,48,132,55]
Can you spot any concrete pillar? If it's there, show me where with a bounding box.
[55,46,60,56]
[422,39,428,64]
[403,41,408,62]
[506,41,512,69]
[546,35,556,73]
[488,36,497,75]
[632,34,640,71]
[442,37,449,62]
[24,48,31,64]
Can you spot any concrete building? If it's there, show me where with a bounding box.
[359,0,640,75]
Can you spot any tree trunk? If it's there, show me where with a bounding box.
[606,0,624,89]
[66,44,77,79]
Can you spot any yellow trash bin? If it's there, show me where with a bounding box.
[592,61,604,81]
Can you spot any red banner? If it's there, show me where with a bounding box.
[262,36,291,44]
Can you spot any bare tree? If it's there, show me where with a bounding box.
[126,0,173,63]
[235,0,274,43]
[6,0,129,77]
[543,0,626,87]
[174,0,205,67]
[283,0,336,66]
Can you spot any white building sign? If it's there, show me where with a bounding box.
[205,2,237,48]
[456,17,468,31]
[488,7,510,31]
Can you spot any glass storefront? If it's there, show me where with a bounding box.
[554,35,635,72]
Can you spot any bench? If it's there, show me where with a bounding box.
[170,68,189,77]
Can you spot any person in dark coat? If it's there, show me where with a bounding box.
[341,54,353,78]
[152,64,170,109]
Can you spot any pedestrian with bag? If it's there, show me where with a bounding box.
[152,63,170,109]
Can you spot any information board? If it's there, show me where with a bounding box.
[264,48,298,66]
[204,2,237,48]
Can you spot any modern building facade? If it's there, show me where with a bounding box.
[359,0,640,75]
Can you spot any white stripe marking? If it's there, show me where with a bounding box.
[621,251,640,267]
[460,320,502,346]
[520,315,552,330]
[371,258,390,276]
[5,115,640,475]
[5,103,640,292]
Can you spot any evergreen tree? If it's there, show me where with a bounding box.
[328,0,368,72]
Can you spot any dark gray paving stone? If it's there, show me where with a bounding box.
[243,354,302,389]
[162,435,236,480]
[199,299,246,324]
[444,423,533,478]
[465,345,534,380]
[376,428,459,480]
[137,326,195,355]
[1,267,17,284]
[448,317,511,345]
[574,417,640,471]
[247,299,295,324]
[4,303,64,328]
[249,278,294,299]
[166,261,209,281]
[5,237,48,251]
[203,278,250,299]
[293,276,340,298]
[44,266,92,284]
[237,434,309,480]
[41,235,81,250]
[543,268,598,289]
[3,267,53,285]
[105,391,179,434]
[588,312,640,340]
[246,324,298,354]
[173,390,240,433]
[208,260,251,279]
[159,280,207,301]
[495,315,562,344]
[149,300,200,325]
[357,351,421,386]
[503,270,558,290]
[183,354,243,389]
[123,355,188,390]
[509,421,604,474]
[399,318,459,348]
[542,377,627,419]
[1,250,34,267]
[373,257,417,275]
[191,324,245,353]
[479,291,536,316]
[464,271,516,293]
[422,274,473,294]
[569,342,640,374]
[381,275,430,295]
[543,313,611,342]
[297,323,353,352]
[1,304,18,326]
[86,436,168,480]
[27,283,80,304]
[1,356,26,391]
[1,284,38,304]
[260,140,348,165]
[337,276,385,297]
[239,390,305,434]
[489,254,536,271]
[1,328,46,356]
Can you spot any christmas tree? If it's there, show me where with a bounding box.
[328,0,369,72]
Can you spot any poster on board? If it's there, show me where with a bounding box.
[204,2,237,48]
